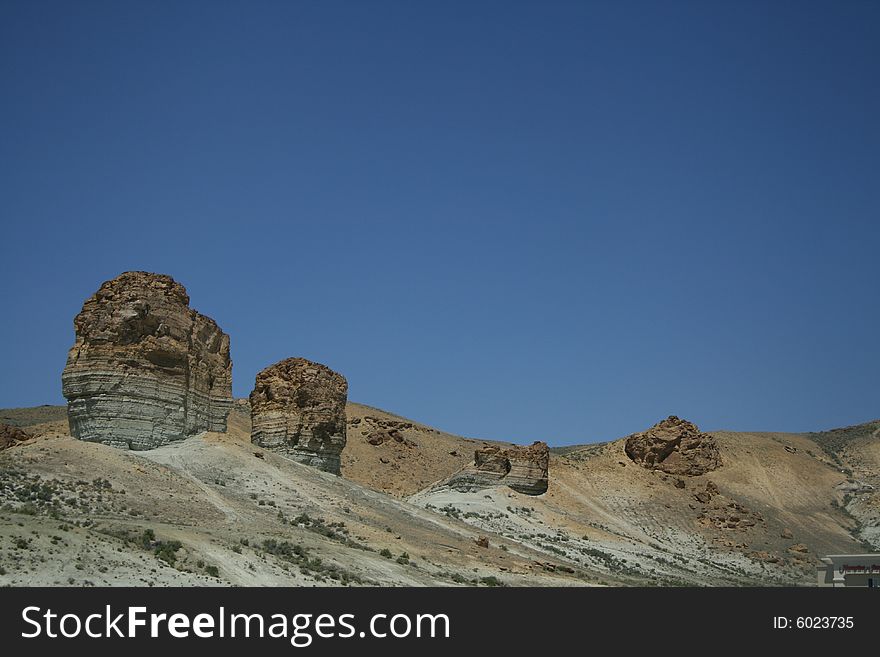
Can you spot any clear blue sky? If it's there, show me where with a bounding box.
[1,1,877,445]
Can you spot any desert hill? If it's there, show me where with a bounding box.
[0,405,587,587]
[1,402,878,586]
[411,426,871,586]
[0,399,508,499]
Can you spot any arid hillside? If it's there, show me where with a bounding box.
[1,403,877,586]
[412,427,873,586]
[0,407,588,587]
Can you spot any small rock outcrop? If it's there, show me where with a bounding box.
[835,480,875,494]
[250,357,348,474]
[441,441,549,495]
[0,423,29,450]
[61,272,233,450]
[624,416,720,476]
[352,416,421,448]
[693,480,764,531]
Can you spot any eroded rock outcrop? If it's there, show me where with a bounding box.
[359,418,418,448]
[0,423,29,450]
[693,481,765,532]
[250,358,347,474]
[440,441,549,495]
[61,272,233,450]
[624,416,720,476]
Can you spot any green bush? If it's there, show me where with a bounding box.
[140,529,156,549]
[479,576,504,587]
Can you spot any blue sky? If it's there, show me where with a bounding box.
[1,1,877,444]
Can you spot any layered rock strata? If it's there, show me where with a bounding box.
[624,416,721,476]
[441,441,550,495]
[61,272,233,449]
[250,358,348,474]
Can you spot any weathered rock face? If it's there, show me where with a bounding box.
[441,441,550,495]
[693,481,764,532]
[361,419,417,448]
[249,358,347,474]
[0,423,29,451]
[624,416,721,476]
[61,272,233,450]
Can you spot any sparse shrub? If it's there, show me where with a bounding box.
[140,529,155,549]
[155,541,181,566]
[479,576,504,587]
[260,539,363,584]
[380,548,393,558]
[137,530,183,566]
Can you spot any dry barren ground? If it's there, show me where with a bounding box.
[1,404,877,586]
[0,406,593,587]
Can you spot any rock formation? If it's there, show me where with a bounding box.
[61,272,233,450]
[249,357,348,474]
[440,441,549,495]
[624,416,720,476]
[693,481,764,531]
[361,419,418,448]
[0,423,29,450]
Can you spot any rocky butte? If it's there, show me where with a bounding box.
[440,441,550,495]
[61,271,233,450]
[249,357,348,474]
[624,415,721,476]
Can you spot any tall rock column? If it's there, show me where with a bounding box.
[250,357,347,474]
[61,271,233,450]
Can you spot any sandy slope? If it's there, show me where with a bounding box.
[410,428,877,586]
[1,403,877,586]
[0,416,589,587]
